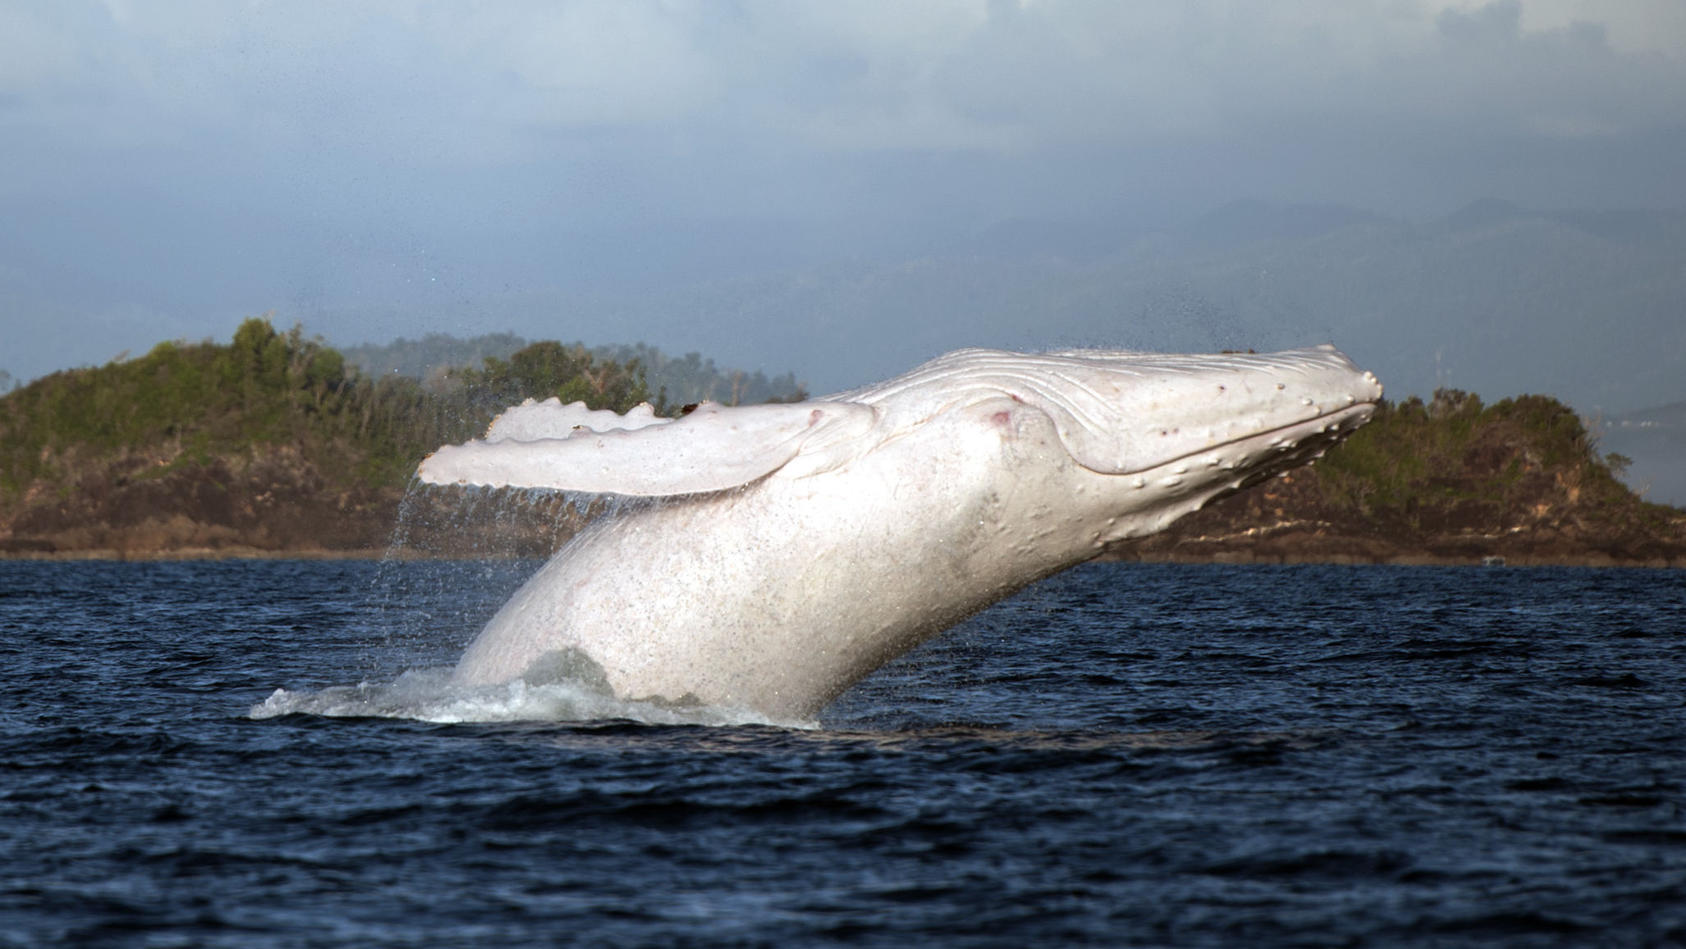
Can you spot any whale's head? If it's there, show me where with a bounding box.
[835,344,1384,542]
[418,344,1382,545]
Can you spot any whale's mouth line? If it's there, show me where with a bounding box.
[1127,400,1379,477]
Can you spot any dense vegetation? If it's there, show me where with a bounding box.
[1311,389,1646,526]
[0,317,663,508]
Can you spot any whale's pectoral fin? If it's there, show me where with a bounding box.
[417,400,878,496]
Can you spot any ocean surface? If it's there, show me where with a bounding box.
[2,557,1684,947]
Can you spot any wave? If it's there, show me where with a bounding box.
[248,666,801,728]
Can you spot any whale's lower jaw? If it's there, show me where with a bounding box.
[1045,399,1373,554]
[437,345,1384,720]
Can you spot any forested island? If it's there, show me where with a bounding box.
[3,318,1683,565]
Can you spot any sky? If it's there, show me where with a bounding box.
[3,0,1685,391]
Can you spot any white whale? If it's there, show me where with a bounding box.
[418,346,1383,720]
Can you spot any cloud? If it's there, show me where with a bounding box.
[5,1,1681,162]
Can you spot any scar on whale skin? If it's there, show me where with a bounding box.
[418,345,1384,721]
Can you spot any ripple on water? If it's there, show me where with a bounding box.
[2,559,1685,946]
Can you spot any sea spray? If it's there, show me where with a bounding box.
[248,666,801,727]
[387,478,660,561]
[295,477,692,715]
[368,480,606,665]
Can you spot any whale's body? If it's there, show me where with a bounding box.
[419,346,1383,720]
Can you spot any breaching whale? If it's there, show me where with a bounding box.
[418,346,1383,720]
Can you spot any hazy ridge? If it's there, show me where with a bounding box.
[337,334,807,408]
[666,199,1686,414]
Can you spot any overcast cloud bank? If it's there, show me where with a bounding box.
[2,1,1683,415]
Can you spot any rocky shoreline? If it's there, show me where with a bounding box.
[7,491,1682,568]
[4,435,1684,568]
[7,544,1680,568]
[1102,468,1686,568]
[5,446,1683,567]
[8,548,1681,568]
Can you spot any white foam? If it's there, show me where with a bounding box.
[247,667,803,727]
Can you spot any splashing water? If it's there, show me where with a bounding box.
[252,481,763,726]
[248,667,798,727]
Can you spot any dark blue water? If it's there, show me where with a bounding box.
[3,559,1685,947]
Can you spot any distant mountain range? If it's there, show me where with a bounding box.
[373,198,1678,417]
[754,197,1686,415]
